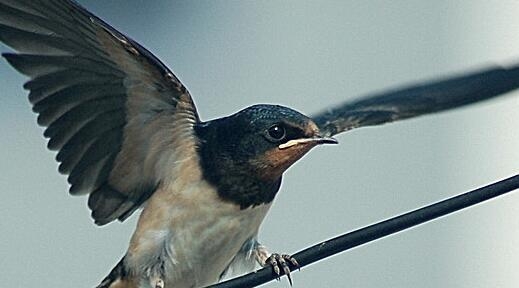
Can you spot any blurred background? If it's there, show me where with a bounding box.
[1,1,519,287]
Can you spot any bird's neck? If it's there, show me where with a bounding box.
[195,121,282,209]
[202,165,282,209]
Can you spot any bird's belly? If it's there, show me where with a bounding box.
[167,206,267,287]
[128,182,271,288]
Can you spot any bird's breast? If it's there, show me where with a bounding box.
[126,179,271,287]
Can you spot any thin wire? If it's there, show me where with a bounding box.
[208,174,519,288]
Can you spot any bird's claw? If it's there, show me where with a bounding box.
[265,253,299,286]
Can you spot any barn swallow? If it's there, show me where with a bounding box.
[1,1,519,288]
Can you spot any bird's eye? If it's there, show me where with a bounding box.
[266,124,286,142]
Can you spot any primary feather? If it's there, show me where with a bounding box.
[0,0,198,225]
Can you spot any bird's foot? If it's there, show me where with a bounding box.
[265,253,299,285]
[255,246,299,286]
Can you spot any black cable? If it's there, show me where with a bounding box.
[208,174,519,288]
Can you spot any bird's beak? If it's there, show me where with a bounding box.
[278,135,338,150]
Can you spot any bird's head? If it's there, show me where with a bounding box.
[195,104,337,207]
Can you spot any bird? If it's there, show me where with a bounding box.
[1,1,519,287]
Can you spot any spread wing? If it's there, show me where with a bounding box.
[313,65,519,136]
[0,0,199,225]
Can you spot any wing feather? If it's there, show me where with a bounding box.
[1,0,199,225]
[313,65,519,136]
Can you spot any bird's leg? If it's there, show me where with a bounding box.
[254,244,299,286]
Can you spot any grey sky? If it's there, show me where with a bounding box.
[1,1,519,287]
